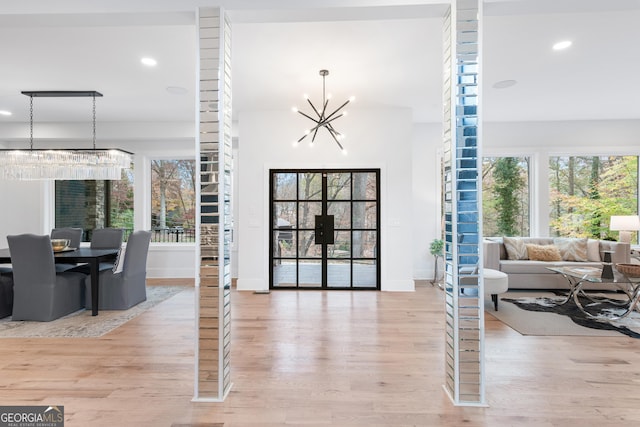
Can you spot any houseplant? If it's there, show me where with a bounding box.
[430,238,444,286]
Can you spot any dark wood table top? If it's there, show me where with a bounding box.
[0,247,118,264]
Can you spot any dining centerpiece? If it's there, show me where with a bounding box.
[51,239,70,252]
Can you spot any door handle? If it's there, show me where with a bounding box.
[315,215,335,245]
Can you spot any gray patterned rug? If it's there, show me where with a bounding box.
[0,285,187,338]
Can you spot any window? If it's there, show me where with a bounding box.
[482,157,530,237]
[549,156,639,239]
[150,159,196,243]
[55,168,134,241]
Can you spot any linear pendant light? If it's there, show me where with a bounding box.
[0,90,132,180]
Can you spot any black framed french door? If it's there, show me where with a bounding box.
[269,169,380,290]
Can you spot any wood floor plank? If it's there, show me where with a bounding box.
[0,281,640,426]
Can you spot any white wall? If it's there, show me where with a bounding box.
[0,180,47,245]
[484,120,640,151]
[411,123,443,280]
[236,108,415,291]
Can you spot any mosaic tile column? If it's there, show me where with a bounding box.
[194,7,233,402]
[442,0,485,406]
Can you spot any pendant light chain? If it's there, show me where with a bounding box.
[29,95,34,150]
[92,94,97,150]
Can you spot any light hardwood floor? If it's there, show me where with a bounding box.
[0,279,639,426]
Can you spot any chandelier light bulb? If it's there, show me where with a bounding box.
[303,94,309,100]
[292,107,298,113]
[327,93,332,99]
[342,149,348,156]
[349,96,356,102]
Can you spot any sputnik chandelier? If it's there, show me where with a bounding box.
[292,69,354,152]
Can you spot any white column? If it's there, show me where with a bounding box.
[193,6,233,402]
[442,0,486,406]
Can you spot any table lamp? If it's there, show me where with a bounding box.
[609,215,640,244]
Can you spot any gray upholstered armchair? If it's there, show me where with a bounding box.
[8,234,86,321]
[84,230,151,310]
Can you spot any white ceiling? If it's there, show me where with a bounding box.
[0,0,638,137]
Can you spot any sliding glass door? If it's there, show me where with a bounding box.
[270,169,380,290]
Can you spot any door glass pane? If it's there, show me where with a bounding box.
[328,260,351,287]
[299,173,322,200]
[352,172,377,200]
[328,201,351,229]
[273,231,296,258]
[273,173,297,200]
[353,260,377,288]
[298,202,322,229]
[352,202,376,229]
[274,202,297,228]
[328,231,351,258]
[327,172,351,200]
[273,259,297,287]
[298,260,321,287]
[298,231,321,258]
[352,230,377,258]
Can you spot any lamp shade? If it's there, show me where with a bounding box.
[609,215,640,231]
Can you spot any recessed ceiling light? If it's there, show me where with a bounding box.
[552,40,572,51]
[492,79,517,89]
[0,110,11,116]
[141,57,157,67]
[166,86,188,95]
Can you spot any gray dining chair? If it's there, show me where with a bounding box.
[67,227,125,274]
[0,270,13,319]
[51,227,85,273]
[84,230,151,310]
[51,227,83,249]
[90,228,124,249]
[8,234,86,321]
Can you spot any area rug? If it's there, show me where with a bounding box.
[488,290,640,339]
[0,285,187,338]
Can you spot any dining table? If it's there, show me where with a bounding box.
[0,247,119,316]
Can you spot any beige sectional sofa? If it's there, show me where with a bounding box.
[483,237,630,290]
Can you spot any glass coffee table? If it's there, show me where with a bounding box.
[547,266,640,319]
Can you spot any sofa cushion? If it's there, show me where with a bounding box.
[500,260,603,275]
[503,237,528,260]
[553,237,588,261]
[526,244,562,261]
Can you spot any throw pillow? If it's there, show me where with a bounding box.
[553,237,588,261]
[112,246,126,274]
[587,239,601,262]
[526,243,562,262]
[503,237,528,260]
